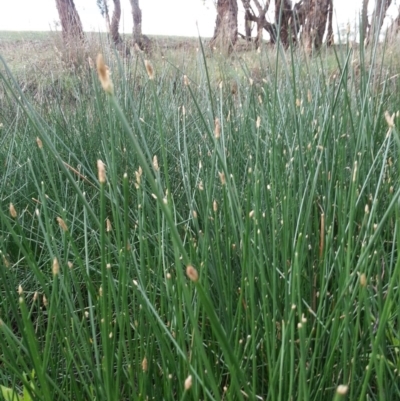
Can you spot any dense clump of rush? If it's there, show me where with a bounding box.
[0,34,400,401]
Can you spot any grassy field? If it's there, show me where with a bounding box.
[1,31,400,400]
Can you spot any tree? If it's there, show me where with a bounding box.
[275,0,293,48]
[97,0,111,33]
[367,0,393,44]
[361,0,370,44]
[110,0,122,45]
[55,0,84,44]
[301,0,332,52]
[129,0,151,50]
[240,0,276,44]
[387,3,400,37]
[210,0,238,53]
[326,0,334,46]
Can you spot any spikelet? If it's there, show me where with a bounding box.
[57,217,68,232]
[153,155,159,171]
[218,172,226,186]
[142,357,148,372]
[36,137,43,149]
[97,160,106,184]
[52,257,60,276]
[214,118,221,139]
[144,60,154,80]
[385,111,395,128]
[9,203,17,218]
[184,375,193,390]
[96,54,114,95]
[186,265,199,282]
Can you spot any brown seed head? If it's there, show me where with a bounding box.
[9,203,17,218]
[57,217,68,232]
[214,118,221,139]
[218,172,226,186]
[96,54,114,95]
[36,137,43,149]
[2,254,10,268]
[385,111,395,128]
[184,375,193,390]
[135,166,143,189]
[10,203,18,219]
[336,385,348,395]
[144,60,154,80]
[142,357,148,372]
[186,265,199,282]
[153,155,159,171]
[97,159,106,184]
[52,257,60,276]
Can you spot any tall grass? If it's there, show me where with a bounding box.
[0,36,400,400]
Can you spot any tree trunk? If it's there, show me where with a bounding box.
[326,0,334,46]
[361,0,370,44]
[253,0,271,46]
[241,0,252,41]
[55,0,84,44]
[302,0,330,52]
[210,0,238,54]
[367,0,393,44]
[129,0,150,50]
[387,4,400,38]
[275,0,293,48]
[110,0,122,45]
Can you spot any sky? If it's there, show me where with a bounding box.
[0,0,399,38]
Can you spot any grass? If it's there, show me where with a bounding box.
[1,31,400,400]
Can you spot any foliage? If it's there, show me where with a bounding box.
[1,33,400,400]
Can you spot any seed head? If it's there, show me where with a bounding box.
[142,357,148,372]
[153,155,159,171]
[184,375,193,390]
[18,285,23,295]
[336,385,348,395]
[57,217,68,232]
[43,294,48,307]
[52,257,60,276]
[96,54,114,95]
[385,111,395,128]
[183,75,189,86]
[213,200,218,212]
[360,273,367,287]
[2,254,10,268]
[144,60,154,80]
[218,172,226,186]
[36,137,43,149]
[135,166,143,189]
[9,203,17,218]
[97,159,106,184]
[186,265,199,282]
[214,118,221,139]
[106,218,112,232]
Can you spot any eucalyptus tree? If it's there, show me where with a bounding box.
[55,0,84,44]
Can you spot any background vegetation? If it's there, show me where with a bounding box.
[1,30,400,400]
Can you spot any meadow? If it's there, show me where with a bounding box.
[0,31,400,400]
